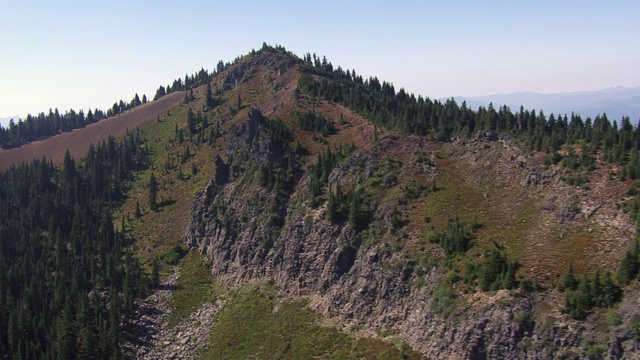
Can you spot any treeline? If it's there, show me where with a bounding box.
[152,52,255,102]
[296,57,640,181]
[0,129,151,359]
[152,67,212,101]
[154,44,293,103]
[2,60,225,150]
[0,94,150,149]
[0,108,106,149]
[0,44,279,150]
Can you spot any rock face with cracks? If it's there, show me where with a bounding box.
[186,109,640,358]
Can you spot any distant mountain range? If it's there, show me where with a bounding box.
[448,86,640,122]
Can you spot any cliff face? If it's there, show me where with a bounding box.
[186,109,640,358]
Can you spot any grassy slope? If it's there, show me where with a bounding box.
[202,283,421,360]
[168,251,217,328]
[116,92,215,269]
[383,138,633,287]
[426,143,630,285]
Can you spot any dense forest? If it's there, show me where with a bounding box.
[0,130,151,359]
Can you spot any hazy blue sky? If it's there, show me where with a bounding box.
[1,0,638,118]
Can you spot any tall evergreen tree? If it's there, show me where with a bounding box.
[149,172,158,212]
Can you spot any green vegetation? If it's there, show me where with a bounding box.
[427,217,474,257]
[327,184,371,235]
[458,248,520,292]
[617,239,640,285]
[624,182,640,224]
[0,97,146,149]
[477,248,519,291]
[308,143,355,205]
[297,53,640,183]
[431,282,457,320]
[298,56,640,299]
[562,269,621,319]
[256,112,298,192]
[202,283,421,360]
[149,172,159,211]
[153,67,213,101]
[168,252,216,328]
[426,218,520,292]
[0,51,221,149]
[0,131,151,359]
[297,110,336,136]
[116,84,219,266]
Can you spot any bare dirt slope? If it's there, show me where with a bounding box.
[0,91,184,170]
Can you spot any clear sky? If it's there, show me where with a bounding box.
[1,0,638,118]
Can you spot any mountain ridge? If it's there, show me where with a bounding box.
[0,92,183,170]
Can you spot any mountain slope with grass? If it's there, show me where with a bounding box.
[3,44,640,359]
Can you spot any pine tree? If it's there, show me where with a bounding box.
[562,264,578,291]
[206,82,215,109]
[149,173,158,212]
[134,201,141,218]
[151,258,160,288]
[590,269,601,306]
[347,189,368,233]
[600,271,620,307]
[617,240,639,285]
[187,108,196,135]
[576,274,591,310]
[504,261,517,290]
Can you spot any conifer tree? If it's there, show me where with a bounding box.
[562,264,578,291]
[149,172,158,212]
[617,239,639,285]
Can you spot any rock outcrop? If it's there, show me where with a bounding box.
[185,109,640,358]
[121,268,224,360]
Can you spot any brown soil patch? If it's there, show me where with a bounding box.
[0,91,184,169]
